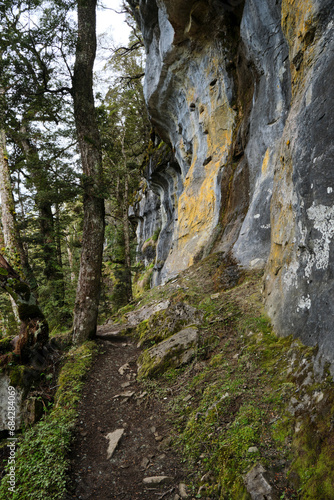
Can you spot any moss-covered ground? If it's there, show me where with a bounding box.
[124,253,334,499]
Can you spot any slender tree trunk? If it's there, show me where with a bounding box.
[55,201,65,306]
[72,0,105,344]
[0,89,37,317]
[0,128,20,322]
[65,235,76,283]
[120,132,132,302]
[0,130,18,259]
[122,172,132,301]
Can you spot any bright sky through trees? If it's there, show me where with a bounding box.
[95,1,131,95]
[97,0,130,44]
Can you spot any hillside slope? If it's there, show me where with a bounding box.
[98,253,334,499]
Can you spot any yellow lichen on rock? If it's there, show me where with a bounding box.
[281,0,316,93]
[265,144,296,300]
[261,148,271,175]
[173,103,233,271]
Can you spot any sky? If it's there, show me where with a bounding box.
[96,1,131,48]
[94,1,132,92]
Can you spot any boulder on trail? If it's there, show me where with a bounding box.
[137,327,199,379]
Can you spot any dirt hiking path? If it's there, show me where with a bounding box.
[66,336,189,500]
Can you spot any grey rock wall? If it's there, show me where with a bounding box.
[265,1,334,372]
[128,0,334,369]
[231,0,291,268]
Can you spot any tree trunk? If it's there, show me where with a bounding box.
[0,130,18,260]
[0,128,20,322]
[122,172,133,301]
[0,88,38,316]
[0,253,48,359]
[55,201,65,306]
[72,0,105,344]
[65,234,76,283]
[19,123,64,303]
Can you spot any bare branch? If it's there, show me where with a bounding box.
[114,40,143,57]
[118,73,145,84]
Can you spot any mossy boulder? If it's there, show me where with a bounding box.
[135,302,203,347]
[137,327,199,379]
[125,299,170,327]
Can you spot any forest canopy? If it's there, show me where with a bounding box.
[0,0,150,346]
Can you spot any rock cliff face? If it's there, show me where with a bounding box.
[129,0,334,369]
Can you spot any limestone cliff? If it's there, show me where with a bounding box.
[129,0,334,369]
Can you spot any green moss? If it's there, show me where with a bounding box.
[55,342,97,408]
[137,345,183,379]
[9,364,26,387]
[137,350,160,379]
[209,353,224,367]
[133,263,154,298]
[134,309,189,348]
[136,319,149,342]
[117,302,137,317]
[152,227,161,242]
[0,337,13,354]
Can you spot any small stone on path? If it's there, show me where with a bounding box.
[140,457,150,469]
[105,429,124,459]
[143,476,172,485]
[113,391,135,399]
[179,482,188,498]
[118,363,130,375]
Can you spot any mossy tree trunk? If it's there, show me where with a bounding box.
[0,88,37,318]
[72,0,105,344]
[122,171,133,302]
[0,127,19,322]
[0,253,48,358]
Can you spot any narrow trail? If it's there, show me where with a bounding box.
[66,332,189,500]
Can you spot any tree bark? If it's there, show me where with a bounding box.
[0,90,37,316]
[65,234,76,283]
[122,172,133,301]
[0,128,20,322]
[72,0,105,344]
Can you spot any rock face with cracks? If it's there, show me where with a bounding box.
[128,0,334,372]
